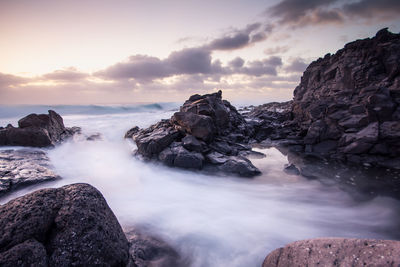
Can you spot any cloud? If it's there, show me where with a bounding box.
[229,57,245,68]
[0,73,28,87]
[207,23,270,51]
[264,46,290,55]
[95,55,173,81]
[267,0,400,27]
[241,57,283,76]
[166,47,212,74]
[343,0,400,18]
[267,0,340,26]
[284,58,309,73]
[42,67,88,81]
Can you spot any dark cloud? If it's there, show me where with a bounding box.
[229,57,245,68]
[207,23,270,51]
[267,0,399,27]
[343,0,400,18]
[167,48,212,74]
[284,58,309,73]
[267,0,339,25]
[42,68,88,81]
[96,48,212,81]
[96,55,173,81]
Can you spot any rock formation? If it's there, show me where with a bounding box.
[0,110,79,147]
[0,183,130,266]
[0,149,60,197]
[263,238,400,267]
[247,28,400,170]
[128,90,261,177]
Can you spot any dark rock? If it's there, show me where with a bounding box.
[131,91,261,177]
[174,148,204,170]
[242,28,400,170]
[380,121,400,139]
[0,110,78,147]
[159,143,204,169]
[0,149,60,197]
[284,164,300,175]
[126,229,184,267]
[0,183,130,266]
[124,126,140,139]
[182,134,204,152]
[218,156,261,177]
[0,239,48,267]
[205,151,229,164]
[312,140,338,154]
[134,120,180,158]
[263,238,400,267]
[172,112,215,141]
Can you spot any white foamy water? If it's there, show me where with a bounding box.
[1,105,400,267]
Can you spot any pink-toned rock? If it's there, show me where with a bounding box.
[263,238,400,267]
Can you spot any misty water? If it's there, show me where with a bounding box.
[1,105,400,267]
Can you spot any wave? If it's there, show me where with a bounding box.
[0,102,179,119]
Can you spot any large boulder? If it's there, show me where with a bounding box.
[246,28,400,169]
[0,110,79,147]
[128,91,261,177]
[0,149,60,197]
[0,183,130,266]
[263,238,400,267]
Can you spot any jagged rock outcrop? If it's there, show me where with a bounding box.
[263,238,400,267]
[0,149,60,197]
[0,183,130,266]
[247,28,400,169]
[0,110,79,147]
[128,91,261,177]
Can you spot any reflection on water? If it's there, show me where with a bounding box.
[1,111,400,267]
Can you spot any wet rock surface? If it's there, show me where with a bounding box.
[0,110,79,147]
[128,91,261,177]
[0,149,60,197]
[263,238,400,267]
[245,29,400,171]
[0,183,130,266]
[126,228,186,267]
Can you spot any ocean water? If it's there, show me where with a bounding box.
[1,104,400,267]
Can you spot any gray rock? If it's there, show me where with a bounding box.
[0,239,48,267]
[0,110,77,147]
[0,149,60,197]
[131,91,261,177]
[182,134,204,152]
[125,126,140,139]
[263,238,400,267]
[134,120,180,158]
[218,156,261,177]
[0,183,130,266]
[126,229,184,267]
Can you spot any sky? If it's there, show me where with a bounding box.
[1,0,400,105]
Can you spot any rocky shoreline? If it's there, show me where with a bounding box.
[0,28,400,266]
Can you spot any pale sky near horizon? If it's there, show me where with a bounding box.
[1,0,400,104]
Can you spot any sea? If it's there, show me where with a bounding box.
[1,103,399,267]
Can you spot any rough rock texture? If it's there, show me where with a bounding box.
[247,28,400,170]
[263,238,400,267]
[0,149,60,197]
[129,91,260,177]
[0,110,79,147]
[126,229,185,267]
[0,183,130,266]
